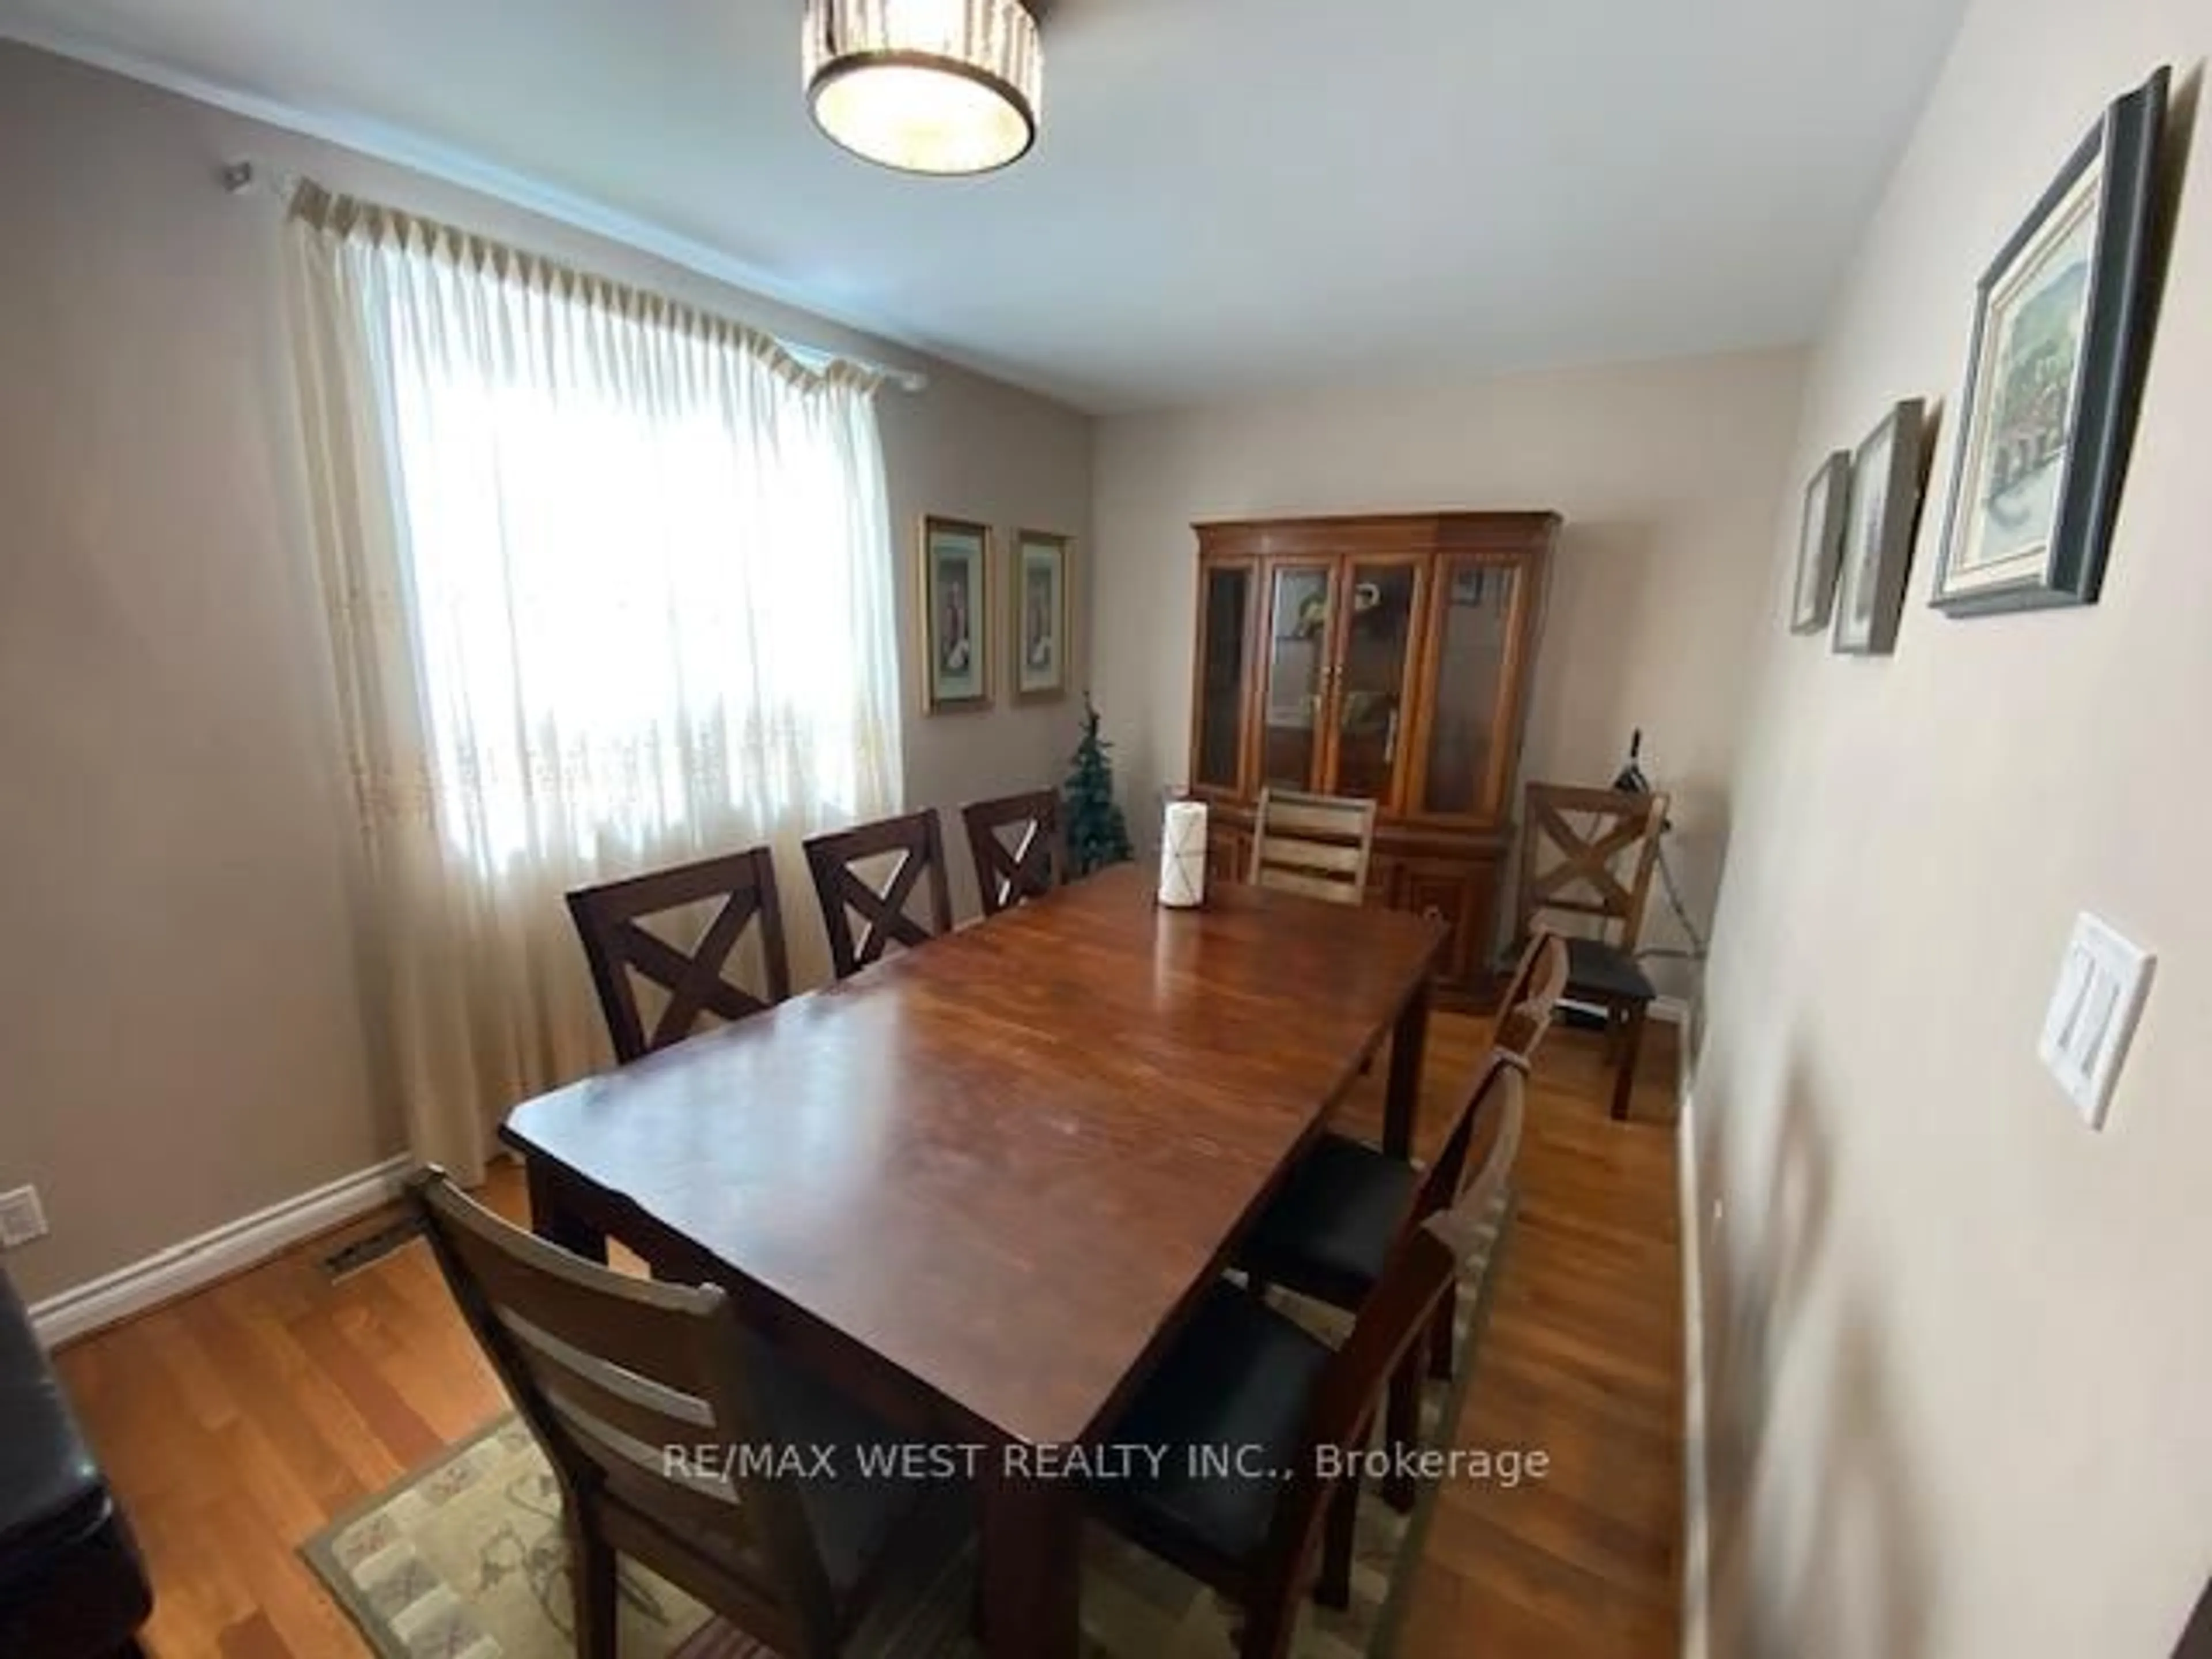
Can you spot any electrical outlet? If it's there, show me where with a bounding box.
[0,1185,48,1249]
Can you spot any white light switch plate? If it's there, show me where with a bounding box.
[2039,913,2154,1130]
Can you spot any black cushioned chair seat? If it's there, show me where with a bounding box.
[1565,934,1657,1002]
[1238,1132,1414,1309]
[1095,1283,1330,1566]
[0,1271,153,1656]
[745,1330,945,1597]
[0,1277,106,1579]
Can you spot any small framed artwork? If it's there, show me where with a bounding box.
[1012,530,1071,703]
[1834,399,1927,657]
[1930,69,2168,616]
[1791,450,1851,633]
[919,516,991,713]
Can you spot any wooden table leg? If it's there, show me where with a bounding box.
[1384,976,1431,1160]
[978,1457,1081,1659]
[524,1157,608,1264]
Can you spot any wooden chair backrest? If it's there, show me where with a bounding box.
[1516,783,1671,950]
[961,789,1066,918]
[409,1171,838,1653]
[1253,1065,1527,1628]
[1249,788,1377,906]
[1492,931,1570,1069]
[1406,1050,1520,1232]
[566,847,791,1064]
[802,809,955,980]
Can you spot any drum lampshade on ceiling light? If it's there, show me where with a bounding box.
[803,0,1043,176]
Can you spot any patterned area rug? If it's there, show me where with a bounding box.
[302,1195,1510,1659]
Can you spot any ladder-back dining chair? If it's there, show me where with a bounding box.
[1236,1052,1535,1500]
[960,789,1065,918]
[1514,783,1671,1120]
[410,1171,968,1659]
[1493,930,1571,1072]
[1087,1068,1525,1658]
[1249,788,1377,906]
[566,847,792,1064]
[803,810,955,981]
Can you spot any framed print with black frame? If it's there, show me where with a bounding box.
[1834,399,1927,657]
[919,515,991,713]
[1791,450,1851,634]
[1930,68,2168,616]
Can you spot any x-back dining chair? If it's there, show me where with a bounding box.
[803,809,955,981]
[960,789,1065,918]
[1088,1067,1525,1659]
[410,1171,968,1659]
[566,846,792,1064]
[1514,782,1671,1120]
[1249,788,1377,906]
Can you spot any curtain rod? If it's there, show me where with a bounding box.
[220,160,929,394]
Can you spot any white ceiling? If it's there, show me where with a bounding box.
[0,0,1966,413]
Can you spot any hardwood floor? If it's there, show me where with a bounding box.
[55,1012,1682,1658]
[1370,1017,1684,1658]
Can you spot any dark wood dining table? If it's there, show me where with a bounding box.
[501,862,1445,1658]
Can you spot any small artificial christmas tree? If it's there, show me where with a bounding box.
[1062,696,1135,876]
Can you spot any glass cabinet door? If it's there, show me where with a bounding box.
[1192,562,1254,792]
[1329,559,1424,807]
[1414,558,1522,819]
[1259,562,1335,791]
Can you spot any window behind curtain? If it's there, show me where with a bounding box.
[337,215,903,873]
[288,191,904,1180]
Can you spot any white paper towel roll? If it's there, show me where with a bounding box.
[1158,800,1210,908]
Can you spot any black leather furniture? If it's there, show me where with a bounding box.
[0,1271,151,1658]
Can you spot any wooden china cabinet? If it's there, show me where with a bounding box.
[1187,511,1558,1007]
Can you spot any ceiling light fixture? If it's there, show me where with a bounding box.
[803,0,1043,177]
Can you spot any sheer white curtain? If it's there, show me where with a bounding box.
[287,188,903,1181]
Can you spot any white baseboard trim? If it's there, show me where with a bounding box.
[1676,1041,1711,1659]
[28,1154,412,1349]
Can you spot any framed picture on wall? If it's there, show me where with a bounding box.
[1930,69,2168,616]
[1834,399,1927,657]
[1012,530,1071,703]
[919,516,991,713]
[1791,450,1851,633]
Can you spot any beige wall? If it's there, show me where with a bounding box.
[1694,1,2212,1653]
[0,43,1090,1304]
[1090,350,1808,984]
